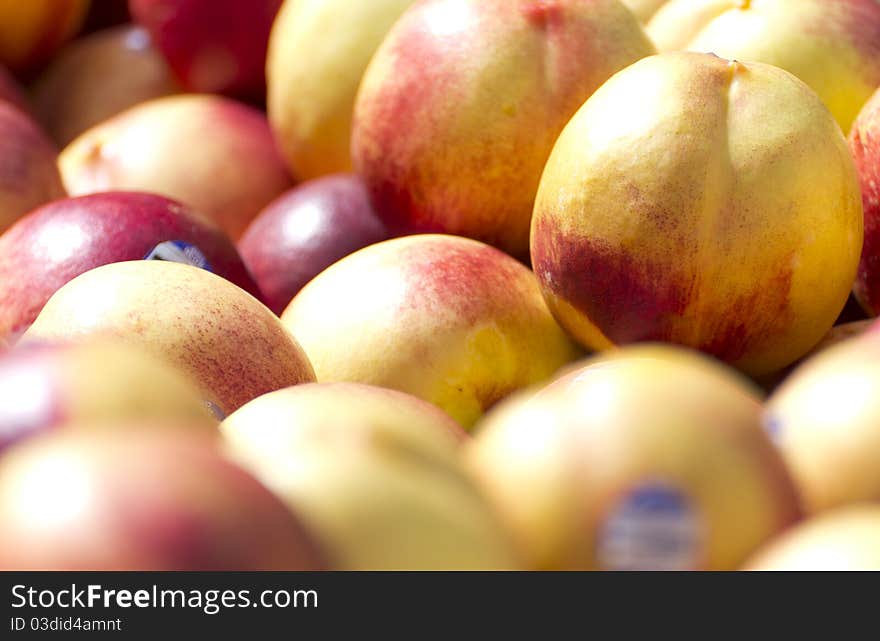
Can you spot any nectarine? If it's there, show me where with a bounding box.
[281,235,580,428]
[466,345,802,570]
[531,52,863,376]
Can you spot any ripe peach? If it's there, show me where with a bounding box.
[222,383,518,569]
[59,94,291,240]
[281,235,580,428]
[0,340,218,454]
[531,52,863,377]
[32,26,179,147]
[850,88,880,315]
[22,261,315,414]
[764,332,880,513]
[129,0,282,100]
[0,103,65,234]
[466,345,802,570]
[0,192,262,341]
[647,0,880,133]
[238,174,388,314]
[0,429,325,570]
[267,0,416,180]
[744,505,880,570]
[352,0,655,257]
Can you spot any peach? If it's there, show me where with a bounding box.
[0,0,88,76]
[531,52,863,377]
[221,383,466,448]
[238,174,389,314]
[850,88,880,315]
[752,318,873,394]
[352,0,655,257]
[0,103,66,234]
[32,26,179,147]
[22,261,315,414]
[807,319,872,355]
[222,383,518,569]
[281,235,580,428]
[647,0,880,133]
[129,0,282,100]
[0,429,325,570]
[465,344,802,570]
[267,0,416,180]
[744,505,880,570]
[0,340,218,454]
[59,94,292,240]
[764,332,880,513]
[0,192,262,341]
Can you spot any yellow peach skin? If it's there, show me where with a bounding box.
[764,333,880,514]
[59,95,291,240]
[0,0,88,75]
[352,0,655,258]
[647,0,880,133]
[531,52,863,377]
[267,0,416,180]
[221,383,519,570]
[744,505,880,570]
[281,235,581,429]
[0,340,219,437]
[465,345,801,570]
[22,261,315,415]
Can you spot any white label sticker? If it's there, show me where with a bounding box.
[596,482,702,570]
[144,241,212,272]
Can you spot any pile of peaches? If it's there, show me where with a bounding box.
[0,0,879,571]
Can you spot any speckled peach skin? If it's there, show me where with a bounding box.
[647,0,880,133]
[22,261,315,415]
[281,235,581,428]
[531,53,863,377]
[0,192,262,341]
[352,0,655,258]
[59,94,292,240]
[0,340,218,456]
[0,429,326,570]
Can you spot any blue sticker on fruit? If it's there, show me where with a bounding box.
[763,413,783,444]
[596,482,702,570]
[204,399,226,421]
[144,241,213,272]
